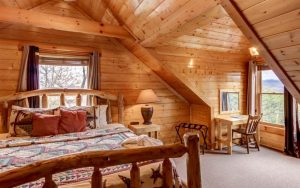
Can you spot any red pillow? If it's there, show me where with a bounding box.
[32,113,60,137]
[59,109,87,134]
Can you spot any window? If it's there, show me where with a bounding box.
[39,57,88,108]
[260,70,284,125]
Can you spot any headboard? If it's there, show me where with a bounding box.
[0,89,124,132]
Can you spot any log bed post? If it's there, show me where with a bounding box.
[130,162,140,188]
[60,93,65,106]
[91,166,102,188]
[76,94,82,106]
[1,101,8,132]
[184,134,201,188]
[163,158,173,188]
[43,174,57,188]
[117,93,124,124]
[42,94,48,108]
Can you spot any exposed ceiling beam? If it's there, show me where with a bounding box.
[119,37,211,106]
[0,6,131,39]
[100,0,212,106]
[221,0,300,102]
[141,5,228,47]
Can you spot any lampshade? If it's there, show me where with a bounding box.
[136,89,159,104]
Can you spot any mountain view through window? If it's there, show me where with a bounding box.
[261,70,284,125]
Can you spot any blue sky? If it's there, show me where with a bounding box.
[262,70,280,80]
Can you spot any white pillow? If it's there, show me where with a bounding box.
[95,105,108,128]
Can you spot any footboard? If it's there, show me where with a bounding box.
[0,134,201,188]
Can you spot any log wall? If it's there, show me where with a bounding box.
[0,39,189,144]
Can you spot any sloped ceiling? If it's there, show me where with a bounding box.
[223,0,300,101]
[1,0,298,104]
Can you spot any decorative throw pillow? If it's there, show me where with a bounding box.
[8,105,56,136]
[32,113,60,137]
[95,105,108,128]
[59,109,87,134]
[60,106,96,129]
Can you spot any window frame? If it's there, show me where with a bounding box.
[38,55,89,107]
[257,69,285,127]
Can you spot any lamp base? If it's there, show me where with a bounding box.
[141,106,153,125]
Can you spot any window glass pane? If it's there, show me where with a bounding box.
[262,70,284,93]
[39,65,87,89]
[39,63,88,107]
[261,93,284,125]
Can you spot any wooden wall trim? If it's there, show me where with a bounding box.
[220,0,300,102]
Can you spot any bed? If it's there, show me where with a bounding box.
[0,89,201,188]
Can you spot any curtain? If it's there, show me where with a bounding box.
[87,51,100,105]
[284,88,300,158]
[17,46,29,92]
[27,46,40,108]
[247,60,257,115]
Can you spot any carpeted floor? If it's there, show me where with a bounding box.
[173,146,300,188]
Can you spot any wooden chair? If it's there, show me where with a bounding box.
[232,114,262,154]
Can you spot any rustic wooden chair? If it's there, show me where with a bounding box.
[232,114,262,154]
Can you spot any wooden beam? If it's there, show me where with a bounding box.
[101,0,213,106]
[119,38,211,106]
[0,6,131,39]
[221,0,300,102]
[141,5,228,47]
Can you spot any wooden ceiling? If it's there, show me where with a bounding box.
[0,0,298,103]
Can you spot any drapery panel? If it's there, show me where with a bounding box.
[87,51,100,105]
[27,46,40,108]
[284,88,300,158]
[17,46,40,108]
[247,60,257,115]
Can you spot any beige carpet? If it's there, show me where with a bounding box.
[173,146,300,188]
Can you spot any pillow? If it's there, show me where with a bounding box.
[59,106,96,129]
[32,113,60,137]
[8,105,56,136]
[59,109,87,134]
[95,105,108,128]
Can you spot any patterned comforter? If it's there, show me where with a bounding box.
[0,124,168,187]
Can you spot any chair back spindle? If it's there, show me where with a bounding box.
[245,114,262,134]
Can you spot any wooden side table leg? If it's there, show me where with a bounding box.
[148,132,152,138]
[227,124,233,155]
[154,131,158,139]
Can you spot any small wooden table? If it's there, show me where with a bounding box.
[128,124,160,139]
[214,115,260,154]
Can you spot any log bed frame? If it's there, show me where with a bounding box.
[0,89,202,188]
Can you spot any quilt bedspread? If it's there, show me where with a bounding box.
[0,125,136,173]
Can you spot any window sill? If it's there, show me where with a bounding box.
[260,121,284,128]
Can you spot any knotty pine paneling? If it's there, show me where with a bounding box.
[154,46,249,142]
[0,39,189,144]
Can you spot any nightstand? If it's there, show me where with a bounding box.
[128,124,160,139]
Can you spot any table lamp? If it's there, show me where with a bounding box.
[136,89,159,125]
